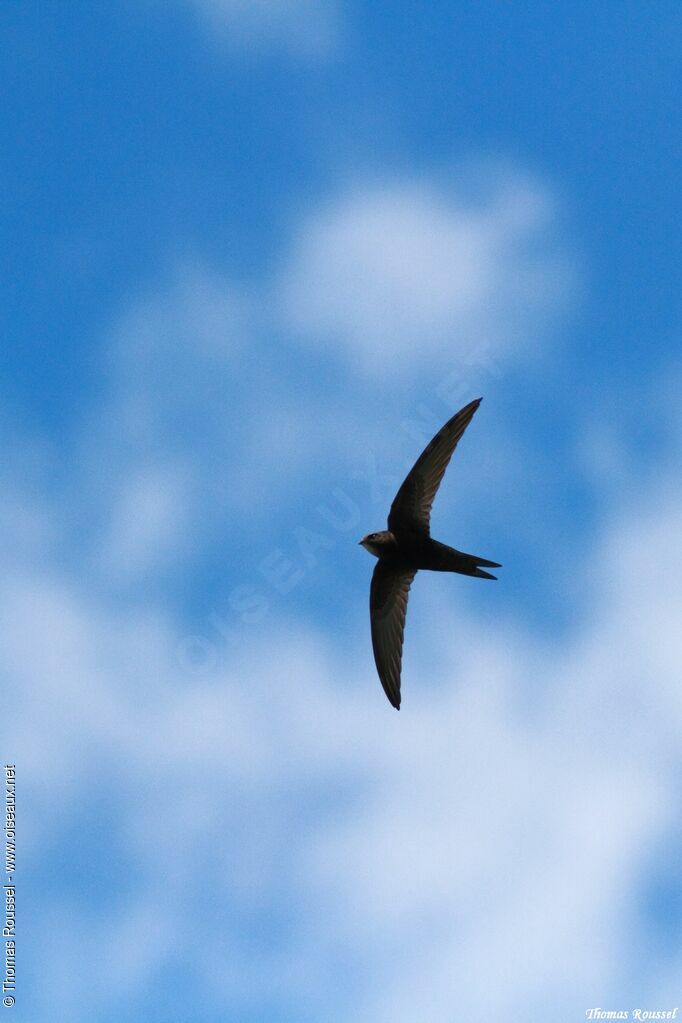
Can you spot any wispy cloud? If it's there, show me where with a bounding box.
[279,168,577,377]
[5,146,674,1019]
[97,462,190,579]
[5,407,682,1019]
[83,167,565,575]
[185,0,341,58]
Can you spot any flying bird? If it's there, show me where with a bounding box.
[359,398,500,709]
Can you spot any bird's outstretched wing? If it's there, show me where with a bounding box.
[370,561,417,709]
[388,397,482,537]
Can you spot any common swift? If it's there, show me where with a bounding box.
[359,397,500,709]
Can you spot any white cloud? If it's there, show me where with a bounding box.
[60,163,579,579]
[5,436,682,1019]
[279,170,577,376]
[69,263,260,572]
[5,165,678,1020]
[186,0,341,58]
[98,462,190,578]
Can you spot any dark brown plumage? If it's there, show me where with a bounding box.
[360,398,500,709]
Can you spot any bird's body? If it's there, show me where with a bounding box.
[359,398,500,709]
[361,530,497,576]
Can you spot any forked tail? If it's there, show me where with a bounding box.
[452,550,501,580]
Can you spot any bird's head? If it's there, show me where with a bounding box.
[358,531,395,557]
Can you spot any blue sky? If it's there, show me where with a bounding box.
[3,3,682,1021]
